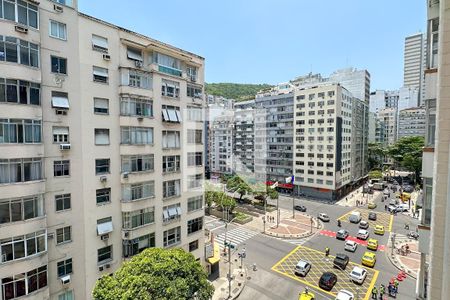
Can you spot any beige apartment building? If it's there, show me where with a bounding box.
[293,83,353,200]
[0,1,205,299]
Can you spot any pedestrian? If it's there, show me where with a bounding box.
[394,279,399,292]
[380,284,385,296]
[325,247,330,257]
[371,286,378,299]
[385,204,388,211]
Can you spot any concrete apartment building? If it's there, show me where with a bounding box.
[233,100,255,176]
[293,83,353,200]
[376,108,397,145]
[209,113,234,176]
[0,1,205,299]
[404,32,427,104]
[397,107,426,138]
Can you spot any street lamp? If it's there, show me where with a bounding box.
[223,214,238,299]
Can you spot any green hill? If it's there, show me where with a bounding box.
[205,83,273,101]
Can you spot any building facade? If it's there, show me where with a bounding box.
[376,107,397,145]
[404,32,427,104]
[233,100,255,176]
[0,1,205,299]
[398,107,426,138]
[209,114,234,176]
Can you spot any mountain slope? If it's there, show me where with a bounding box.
[205,83,272,101]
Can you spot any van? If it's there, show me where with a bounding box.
[348,211,361,223]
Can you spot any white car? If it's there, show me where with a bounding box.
[294,259,311,277]
[357,229,369,240]
[335,289,354,300]
[344,240,357,252]
[349,266,367,284]
[318,213,330,222]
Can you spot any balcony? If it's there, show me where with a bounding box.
[158,65,182,77]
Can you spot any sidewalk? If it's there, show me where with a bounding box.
[212,252,248,300]
[386,235,421,279]
[335,186,382,207]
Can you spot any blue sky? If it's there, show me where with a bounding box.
[79,0,425,90]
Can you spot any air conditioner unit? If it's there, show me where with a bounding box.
[15,25,28,34]
[100,175,107,182]
[122,231,129,239]
[98,265,104,272]
[100,234,109,241]
[104,263,111,269]
[47,233,55,239]
[53,4,63,12]
[59,143,71,150]
[123,172,129,179]
[135,60,143,68]
[60,275,71,285]
[103,54,111,61]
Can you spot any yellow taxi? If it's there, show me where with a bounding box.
[374,225,385,235]
[367,238,378,251]
[298,289,315,300]
[368,202,377,209]
[361,252,376,268]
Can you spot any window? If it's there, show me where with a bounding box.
[187,152,203,167]
[187,129,202,144]
[162,155,180,173]
[121,126,154,145]
[326,171,333,176]
[162,131,180,149]
[95,159,110,174]
[54,160,69,177]
[120,97,153,117]
[154,52,182,76]
[58,290,73,300]
[187,195,203,212]
[97,217,113,235]
[122,155,154,173]
[92,34,108,53]
[0,119,41,143]
[96,188,111,205]
[186,66,198,81]
[188,174,203,189]
[0,78,40,105]
[187,85,202,98]
[51,56,67,74]
[1,0,38,28]
[1,266,47,299]
[49,20,67,40]
[121,69,152,89]
[189,240,199,252]
[0,36,39,67]
[187,217,203,235]
[163,226,181,247]
[57,258,72,277]
[163,180,181,198]
[0,195,44,224]
[55,193,71,212]
[127,46,142,61]
[428,18,439,69]
[161,79,180,97]
[307,170,314,175]
[326,180,333,185]
[187,106,203,121]
[123,233,155,258]
[93,66,108,83]
[94,98,109,114]
[97,245,112,263]
[51,91,69,110]
[52,127,69,143]
[0,158,42,184]
[122,181,155,202]
[0,230,46,263]
[162,105,181,123]
[327,91,335,97]
[56,226,71,244]
[122,207,155,229]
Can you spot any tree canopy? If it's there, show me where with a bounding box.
[388,136,424,182]
[227,175,252,200]
[92,248,214,300]
[368,142,387,170]
[205,83,272,101]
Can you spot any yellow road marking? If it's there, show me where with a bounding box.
[388,214,393,232]
[272,245,301,270]
[364,269,379,300]
[337,209,354,222]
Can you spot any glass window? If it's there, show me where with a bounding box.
[57,258,72,277]
[122,181,155,202]
[120,127,153,145]
[187,196,202,212]
[0,119,41,144]
[0,79,39,105]
[162,105,181,123]
[122,207,155,229]
[0,158,42,184]
[187,129,202,144]
[120,97,153,117]
[122,233,155,258]
[94,129,110,145]
[187,217,203,234]
[55,193,71,212]
[163,180,181,198]
[51,56,67,74]
[96,188,111,205]
[163,226,181,247]
[58,290,73,300]
[92,34,108,52]
[161,79,180,97]
[0,230,46,262]
[97,245,112,263]
[189,240,199,252]
[127,46,142,61]
[49,20,67,40]
[94,98,109,114]
[121,155,154,173]
[95,159,110,174]
[187,152,203,167]
[53,160,70,177]
[56,226,71,244]
[162,131,180,148]
[93,66,108,83]
[1,266,47,299]
[52,127,69,143]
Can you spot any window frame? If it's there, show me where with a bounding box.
[55,193,71,212]
[93,98,109,115]
[55,226,71,245]
[97,245,112,264]
[57,258,73,277]
[50,55,67,75]
[95,158,110,175]
[53,160,70,177]
[49,20,67,40]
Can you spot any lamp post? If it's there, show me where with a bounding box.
[224,215,238,299]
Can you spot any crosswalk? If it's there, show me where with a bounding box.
[215,227,259,250]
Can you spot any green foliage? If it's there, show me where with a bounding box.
[368,142,387,170]
[252,183,278,205]
[227,175,252,200]
[368,170,383,179]
[92,248,214,300]
[388,136,424,182]
[205,83,273,101]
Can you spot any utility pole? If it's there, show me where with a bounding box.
[228,243,231,299]
[276,193,279,227]
[292,188,295,219]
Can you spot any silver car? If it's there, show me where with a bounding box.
[294,260,311,277]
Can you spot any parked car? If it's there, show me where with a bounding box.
[349,266,367,285]
[298,289,315,300]
[388,204,398,213]
[333,253,349,270]
[359,220,369,229]
[348,211,362,223]
[368,202,377,209]
[294,260,311,277]
[318,272,338,291]
[361,252,376,267]
[357,229,369,240]
[397,204,409,212]
[368,212,377,221]
[336,229,349,240]
[344,240,357,252]
[367,238,378,251]
[374,225,385,235]
[294,205,307,212]
[318,213,330,222]
[335,290,354,300]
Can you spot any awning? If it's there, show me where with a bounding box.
[52,96,69,109]
[97,221,113,235]
[207,243,220,265]
[265,181,293,189]
[127,48,143,61]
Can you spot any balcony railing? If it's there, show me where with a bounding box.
[158,65,182,77]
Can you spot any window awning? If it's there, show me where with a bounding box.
[163,210,169,219]
[52,96,69,109]
[97,221,113,235]
[168,207,178,217]
[167,109,178,122]
[92,35,108,49]
[162,109,170,122]
[127,48,143,61]
[175,110,182,122]
[176,206,182,215]
[53,127,68,134]
[93,67,108,77]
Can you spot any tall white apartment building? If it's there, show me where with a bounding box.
[398,107,426,139]
[376,108,397,145]
[0,1,205,299]
[293,83,353,201]
[209,113,234,176]
[233,100,255,175]
[404,33,427,104]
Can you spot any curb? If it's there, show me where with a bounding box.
[384,245,417,280]
[263,217,323,239]
[230,265,248,300]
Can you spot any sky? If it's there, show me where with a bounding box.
[79,0,426,91]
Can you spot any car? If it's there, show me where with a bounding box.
[368,202,377,209]
[333,253,349,270]
[397,203,409,212]
[336,229,349,240]
[298,289,315,300]
[294,205,307,212]
[374,225,385,235]
[318,272,337,291]
[388,204,398,212]
[367,238,378,251]
[361,252,376,267]
[368,212,377,221]
[335,290,355,300]
[404,185,414,193]
[357,229,369,240]
[294,260,311,277]
[344,240,357,252]
[318,213,330,222]
[359,220,369,229]
[348,211,361,223]
[349,266,367,285]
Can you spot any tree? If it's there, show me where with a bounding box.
[227,175,252,201]
[204,181,221,214]
[252,183,278,205]
[368,142,387,170]
[368,170,383,179]
[388,136,424,182]
[214,192,236,214]
[92,248,214,300]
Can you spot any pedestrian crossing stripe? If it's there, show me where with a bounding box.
[281,239,307,246]
[215,228,259,249]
